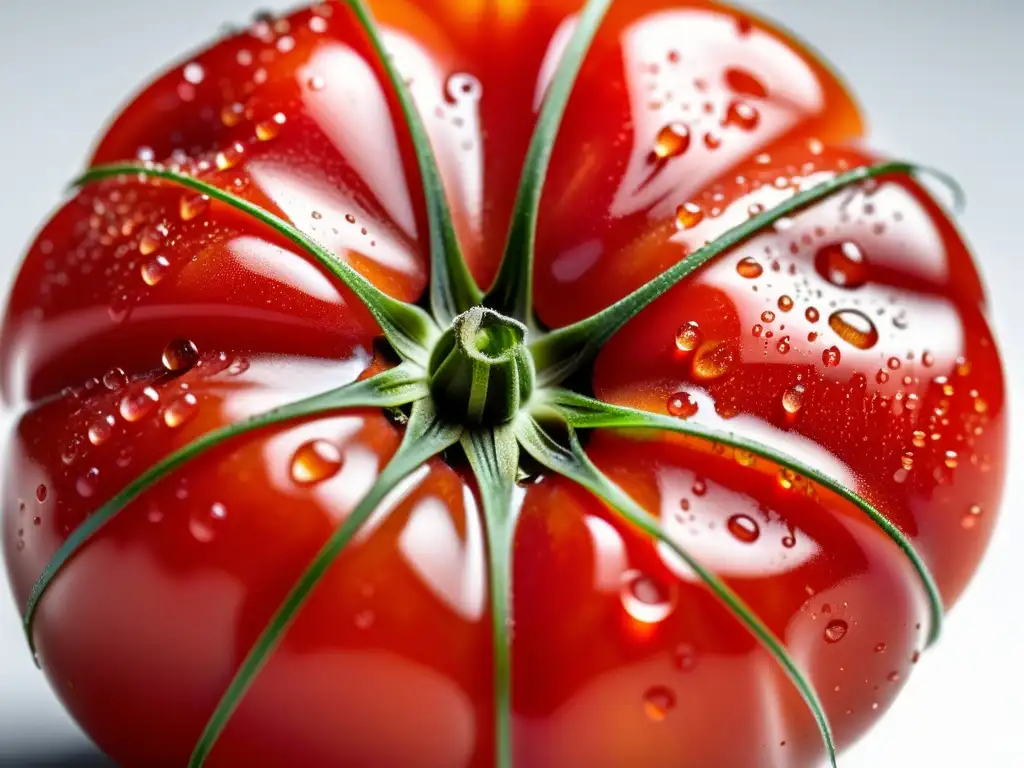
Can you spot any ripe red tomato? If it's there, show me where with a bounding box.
[1,1,1004,767]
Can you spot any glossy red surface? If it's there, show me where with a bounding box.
[0,1,1004,766]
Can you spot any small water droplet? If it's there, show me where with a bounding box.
[163,393,199,428]
[776,336,791,354]
[723,100,760,130]
[180,193,210,221]
[674,321,703,352]
[805,307,820,323]
[103,367,128,391]
[944,450,959,469]
[692,480,707,496]
[190,503,228,543]
[815,242,869,288]
[141,255,170,286]
[875,642,887,653]
[824,619,849,643]
[183,62,205,85]
[782,385,805,415]
[36,484,47,503]
[119,386,160,422]
[138,227,163,256]
[777,295,793,312]
[736,256,763,278]
[87,414,116,446]
[675,202,704,230]
[643,686,676,721]
[667,391,698,419]
[621,570,676,623]
[162,338,199,372]
[221,101,245,127]
[727,513,760,543]
[829,309,879,350]
[692,341,736,381]
[215,143,244,171]
[291,440,343,485]
[653,122,691,159]
[76,467,100,498]
[256,112,286,141]
[887,671,901,683]
[307,74,326,91]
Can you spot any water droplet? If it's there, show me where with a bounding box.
[805,307,820,323]
[228,357,250,376]
[667,392,698,419]
[777,296,794,313]
[733,450,756,468]
[751,323,763,337]
[815,242,869,288]
[141,255,170,286]
[138,227,163,256]
[35,484,47,503]
[621,570,676,623]
[692,480,707,496]
[290,439,343,485]
[215,143,244,171]
[736,256,763,278]
[220,101,245,126]
[875,642,887,653]
[674,321,703,352]
[723,100,760,130]
[944,450,959,469]
[76,467,99,498]
[354,610,375,630]
[307,74,326,91]
[675,202,704,230]
[643,686,676,721]
[180,193,210,221]
[163,393,199,428]
[828,309,879,350]
[782,385,805,415]
[887,671,901,683]
[256,112,286,141]
[102,368,128,391]
[775,336,791,354]
[727,513,760,543]
[653,122,691,159]
[692,341,736,381]
[190,503,228,543]
[87,414,116,446]
[724,67,767,98]
[183,62,205,84]
[162,338,199,372]
[824,619,849,643]
[119,386,159,422]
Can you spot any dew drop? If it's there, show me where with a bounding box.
[672,643,697,672]
[805,306,820,323]
[875,642,887,653]
[119,386,159,422]
[727,513,760,543]
[703,132,721,150]
[674,321,703,352]
[215,143,244,171]
[103,367,128,391]
[36,484,47,503]
[777,295,794,313]
[290,439,343,485]
[666,391,698,419]
[162,338,200,372]
[692,480,707,496]
[775,336,791,354]
[653,122,691,160]
[829,309,879,350]
[782,385,805,415]
[643,686,676,721]
[760,310,775,324]
[190,503,228,544]
[675,202,704,230]
[307,74,326,91]
[736,256,763,279]
[723,100,760,130]
[138,227,163,256]
[887,671,901,683]
[183,62,205,85]
[824,619,849,643]
[180,193,210,221]
[256,112,286,141]
[76,467,99,498]
[621,570,676,623]
[163,393,199,428]
[944,450,959,469]
[815,242,869,288]
[87,414,115,446]
[692,341,736,381]
[220,102,245,127]
[822,346,841,367]
[141,255,170,286]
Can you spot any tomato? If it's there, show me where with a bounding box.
[0,1,1004,767]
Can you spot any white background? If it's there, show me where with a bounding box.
[0,1,1021,765]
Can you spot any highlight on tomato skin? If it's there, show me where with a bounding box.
[0,2,1005,767]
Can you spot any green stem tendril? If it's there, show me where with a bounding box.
[515,415,837,768]
[72,164,439,366]
[344,0,481,324]
[539,388,943,647]
[188,400,461,768]
[462,427,520,768]
[530,162,963,386]
[24,364,429,653]
[483,0,613,328]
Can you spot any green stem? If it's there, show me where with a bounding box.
[189,400,461,767]
[515,415,837,768]
[530,162,964,386]
[24,364,429,651]
[74,164,439,366]
[343,0,481,324]
[483,0,613,328]
[461,426,520,768]
[540,388,944,647]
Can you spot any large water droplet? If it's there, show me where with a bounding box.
[103,367,128,391]
[180,193,210,221]
[138,227,163,256]
[291,440,343,485]
[162,338,200,372]
[621,570,677,623]
[822,345,841,367]
[119,386,159,422]
[643,686,676,721]
[163,393,199,428]
[87,414,116,446]
[727,513,760,543]
[675,202,704,230]
[782,385,805,415]
[141,256,170,286]
[667,392,698,419]
[824,619,849,643]
[828,309,879,350]
[675,321,703,352]
[215,143,244,171]
[736,256,763,279]
[723,100,760,130]
[653,122,691,160]
[256,112,286,141]
[815,242,869,289]
[692,341,736,381]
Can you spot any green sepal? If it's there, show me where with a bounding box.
[188,399,461,767]
[483,0,613,329]
[530,162,964,386]
[515,414,838,768]
[343,0,482,324]
[73,164,440,366]
[24,363,429,652]
[461,426,520,768]
[540,388,944,647]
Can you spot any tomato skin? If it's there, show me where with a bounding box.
[0,2,1004,768]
